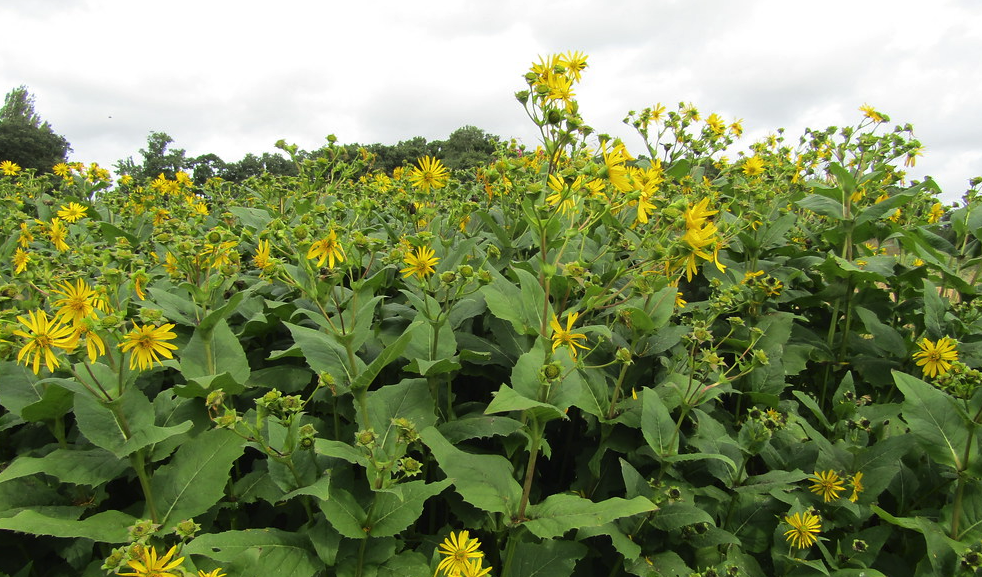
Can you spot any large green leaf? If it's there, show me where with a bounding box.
[508,539,587,577]
[420,426,522,515]
[179,318,250,386]
[317,486,368,539]
[350,321,421,391]
[73,388,193,458]
[184,529,320,577]
[284,322,365,385]
[151,428,245,525]
[0,509,137,543]
[522,493,655,539]
[894,371,971,471]
[368,479,451,537]
[648,502,714,532]
[642,387,677,457]
[0,448,126,487]
[361,378,436,453]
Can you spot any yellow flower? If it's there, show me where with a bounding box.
[408,156,449,193]
[602,142,634,193]
[1,160,22,176]
[913,336,958,378]
[927,202,944,224]
[675,292,686,308]
[18,222,34,247]
[118,174,134,186]
[729,119,744,137]
[859,103,884,123]
[48,218,69,252]
[809,470,845,502]
[560,50,589,82]
[51,279,108,326]
[460,557,492,577]
[550,311,589,360]
[705,113,726,136]
[119,323,179,371]
[53,162,72,179]
[14,247,30,274]
[742,156,765,177]
[401,245,439,280]
[848,471,864,503]
[197,570,226,577]
[307,230,346,269]
[905,146,924,168]
[437,530,484,577]
[683,198,718,230]
[14,310,77,374]
[118,545,184,577]
[546,174,578,215]
[253,239,274,271]
[783,511,821,549]
[57,202,88,223]
[75,321,106,363]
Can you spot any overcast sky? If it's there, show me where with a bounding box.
[2,0,980,203]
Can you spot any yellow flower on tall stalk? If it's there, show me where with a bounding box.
[783,511,821,549]
[560,50,588,82]
[1,160,21,176]
[913,336,958,378]
[809,470,845,502]
[437,530,484,577]
[401,245,439,280]
[408,156,449,193]
[48,218,69,251]
[679,222,721,281]
[550,311,589,360]
[14,310,77,374]
[14,247,30,274]
[117,544,184,577]
[546,174,578,215]
[705,113,726,136]
[51,279,109,326]
[307,230,346,269]
[859,103,884,123]
[57,202,88,223]
[602,142,634,193]
[119,323,179,371]
[927,202,944,224]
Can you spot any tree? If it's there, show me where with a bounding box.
[431,125,499,171]
[115,131,187,181]
[0,85,71,172]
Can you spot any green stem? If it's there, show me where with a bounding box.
[500,529,519,577]
[517,420,544,521]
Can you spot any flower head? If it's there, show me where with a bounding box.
[13,247,30,274]
[117,544,184,577]
[14,309,77,374]
[57,202,88,223]
[848,471,864,503]
[859,103,884,123]
[408,156,449,193]
[119,323,178,371]
[48,218,69,251]
[783,511,821,549]
[809,470,845,502]
[913,336,958,378]
[307,230,345,269]
[742,156,765,177]
[401,245,439,280]
[253,239,274,271]
[0,160,21,176]
[437,530,484,577]
[550,311,589,360]
[51,279,108,326]
[197,570,226,577]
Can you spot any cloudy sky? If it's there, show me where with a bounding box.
[2,0,980,202]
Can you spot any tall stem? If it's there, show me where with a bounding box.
[517,420,543,521]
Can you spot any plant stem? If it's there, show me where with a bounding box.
[517,420,543,521]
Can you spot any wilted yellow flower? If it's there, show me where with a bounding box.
[783,511,821,549]
[307,230,345,269]
[809,470,845,502]
[14,310,77,374]
[408,156,449,193]
[401,245,439,280]
[848,471,864,503]
[119,323,179,371]
[913,336,958,378]
[550,311,589,360]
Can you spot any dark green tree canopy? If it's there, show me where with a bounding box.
[0,85,71,172]
[115,131,188,181]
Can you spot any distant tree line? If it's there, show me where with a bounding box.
[0,86,71,172]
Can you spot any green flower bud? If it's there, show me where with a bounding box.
[172,519,201,540]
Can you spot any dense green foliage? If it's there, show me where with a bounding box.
[0,86,71,173]
[2,55,982,577]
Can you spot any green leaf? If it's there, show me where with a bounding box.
[649,502,714,532]
[485,384,566,422]
[179,318,250,386]
[0,448,126,487]
[578,521,642,561]
[523,493,655,539]
[368,479,451,537]
[285,322,364,386]
[73,389,193,459]
[642,387,677,457]
[509,539,587,577]
[19,383,74,422]
[362,378,437,453]
[184,529,320,577]
[797,192,844,221]
[314,439,368,466]
[146,286,198,326]
[921,279,947,339]
[420,426,522,515]
[436,414,524,443]
[894,371,971,470]
[352,321,422,390]
[317,486,368,539]
[854,306,906,355]
[0,509,137,543]
[151,428,245,525]
[279,474,332,504]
